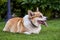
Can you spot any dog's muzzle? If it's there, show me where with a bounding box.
[37,20,48,27]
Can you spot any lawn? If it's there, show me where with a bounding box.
[0,19,60,40]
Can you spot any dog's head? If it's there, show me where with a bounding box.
[28,8,48,27]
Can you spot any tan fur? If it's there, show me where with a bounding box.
[29,12,42,19]
[3,10,47,34]
[3,12,42,33]
[3,17,26,33]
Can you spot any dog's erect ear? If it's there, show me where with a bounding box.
[36,7,39,12]
[28,10,34,16]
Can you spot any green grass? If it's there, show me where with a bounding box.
[0,19,60,40]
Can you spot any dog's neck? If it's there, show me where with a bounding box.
[23,15,37,27]
[29,18,37,27]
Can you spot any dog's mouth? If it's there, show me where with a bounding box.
[37,20,48,27]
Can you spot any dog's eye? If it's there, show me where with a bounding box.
[39,16,42,18]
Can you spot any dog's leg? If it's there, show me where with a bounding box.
[10,26,15,33]
[10,25,17,33]
[23,32,32,35]
[17,21,21,33]
[3,20,13,32]
[3,23,10,32]
[3,26,10,32]
[33,31,40,34]
[33,27,41,34]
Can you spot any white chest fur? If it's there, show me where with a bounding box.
[23,15,41,34]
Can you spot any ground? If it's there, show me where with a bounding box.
[0,19,60,40]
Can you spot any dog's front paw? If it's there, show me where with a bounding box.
[33,31,40,34]
[34,32,40,34]
[23,32,31,35]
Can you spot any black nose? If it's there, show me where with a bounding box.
[46,17,48,19]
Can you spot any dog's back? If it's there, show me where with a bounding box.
[3,17,25,33]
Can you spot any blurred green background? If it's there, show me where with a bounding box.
[0,0,60,40]
[0,0,60,22]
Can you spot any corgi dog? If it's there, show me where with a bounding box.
[3,8,48,34]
